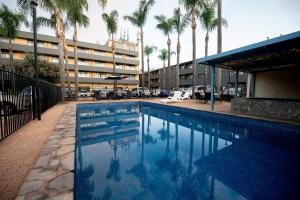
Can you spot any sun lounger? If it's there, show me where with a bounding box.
[160,91,182,104]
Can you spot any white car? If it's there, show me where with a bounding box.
[79,90,88,97]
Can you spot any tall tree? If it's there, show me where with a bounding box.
[155,15,174,92]
[67,0,89,100]
[172,7,190,90]
[124,0,155,90]
[102,10,118,94]
[199,2,227,86]
[0,4,28,69]
[36,14,72,98]
[144,45,157,89]
[17,0,71,102]
[158,49,167,89]
[179,0,205,98]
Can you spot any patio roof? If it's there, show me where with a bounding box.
[197,31,300,72]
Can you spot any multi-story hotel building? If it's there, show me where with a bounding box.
[1,31,140,91]
[143,60,249,96]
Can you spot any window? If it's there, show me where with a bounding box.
[94,51,106,56]
[78,48,89,54]
[1,38,10,43]
[52,57,59,63]
[79,72,89,78]
[78,60,89,66]
[94,73,102,78]
[1,53,10,58]
[51,44,58,49]
[94,62,105,67]
[27,40,33,46]
[37,42,44,47]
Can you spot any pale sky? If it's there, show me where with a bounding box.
[1,0,300,70]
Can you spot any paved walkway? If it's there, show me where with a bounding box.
[0,103,67,200]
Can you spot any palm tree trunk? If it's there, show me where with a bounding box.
[73,23,79,101]
[192,9,197,99]
[205,31,209,87]
[176,35,180,90]
[147,56,150,89]
[9,38,13,69]
[112,34,117,94]
[50,0,65,102]
[63,36,71,99]
[163,61,166,89]
[140,28,145,90]
[0,37,2,68]
[216,0,223,93]
[167,35,171,92]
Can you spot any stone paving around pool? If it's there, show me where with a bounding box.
[16,104,76,200]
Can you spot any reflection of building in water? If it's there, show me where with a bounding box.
[77,105,140,147]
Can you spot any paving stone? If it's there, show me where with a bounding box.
[27,169,56,181]
[60,152,74,171]
[59,138,75,145]
[30,191,48,200]
[46,192,73,200]
[35,154,51,168]
[19,180,43,195]
[57,145,74,156]
[15,196,25,200]
[48,173,74,192]
[49,159,60,168]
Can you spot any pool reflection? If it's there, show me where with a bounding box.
[75,103,300,200]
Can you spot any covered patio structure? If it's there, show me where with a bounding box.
[198,31,300,122]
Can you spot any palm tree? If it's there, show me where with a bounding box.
[36,14,72,98]
[124,0,155,91]
[102,10,118,95]
[66,0,89,100]
[172,7,190,90]
[179,0,205,98]
[17,0,73,102]
[217,0,223,93]
[155,15,174,92]
[200,2,227,86]
[144,45,157,89]
[158,49,167,89]
[0,4,28,69]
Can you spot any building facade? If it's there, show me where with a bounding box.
[142,60,249,95]
[1,31,140,91]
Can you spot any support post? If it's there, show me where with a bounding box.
[31,0,41,120]
[210,66,215,111]
[234,69,239,98]
[250,73,255,97]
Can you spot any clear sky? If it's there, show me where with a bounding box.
[1,0,300,70]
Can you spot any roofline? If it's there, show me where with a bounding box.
[197,30,300,64]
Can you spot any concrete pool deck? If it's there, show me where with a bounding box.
[0,98,298,200]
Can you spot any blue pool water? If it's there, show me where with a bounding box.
[75,102,300,200]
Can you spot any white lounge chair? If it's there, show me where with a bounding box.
[160,91,182,104]
[180,91,191,100]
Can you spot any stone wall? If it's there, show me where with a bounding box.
[231,98,300,122]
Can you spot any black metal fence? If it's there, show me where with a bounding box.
[0,69,62,141]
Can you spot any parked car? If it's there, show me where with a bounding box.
[131,87,150,98]
[79,90,88,97]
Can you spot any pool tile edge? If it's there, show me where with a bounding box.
[16,103,76,200]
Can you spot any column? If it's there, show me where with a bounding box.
[235,69,239,98]
[210,66,215,111]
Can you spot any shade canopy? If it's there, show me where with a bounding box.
[198,31,300,73]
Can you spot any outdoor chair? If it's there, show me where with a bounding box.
[160,91,182,104]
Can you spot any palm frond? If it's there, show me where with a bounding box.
[155,15,173,36]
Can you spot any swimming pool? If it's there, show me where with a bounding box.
[75,102,300,200]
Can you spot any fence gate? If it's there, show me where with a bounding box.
[0,69,62,141]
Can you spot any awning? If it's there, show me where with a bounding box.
[198,31,300,73]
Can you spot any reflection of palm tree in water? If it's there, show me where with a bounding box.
[106,126,121,182]
[176,128,200,200]
[76,142,95,199]
[127,113,148,188]
[145,108,157,145]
